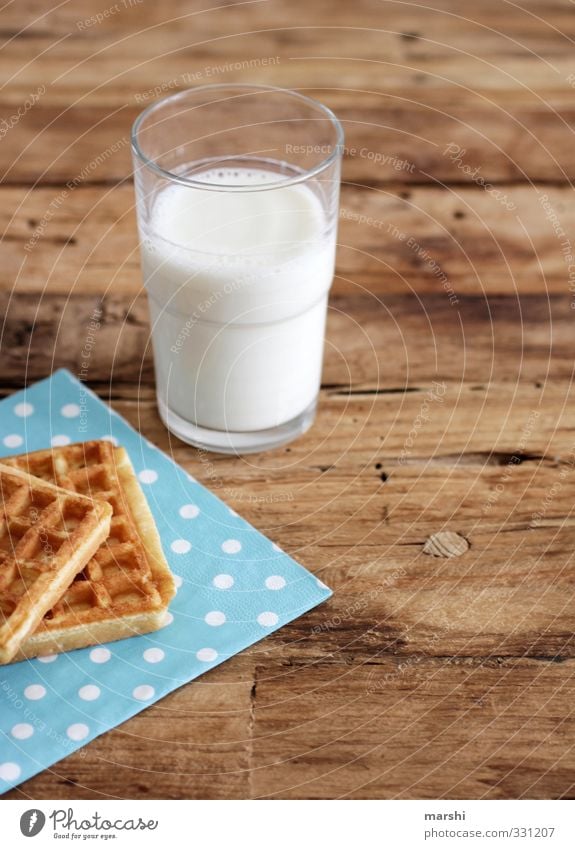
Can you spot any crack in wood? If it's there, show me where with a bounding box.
[4,176,567,191]
[0,178,131,189]
[247,674,257,799]
[341,177,575,191]
[0,29,55,39]
[400,450,546,467]
[1,233,77,246]
[269,653,575,667]
[325,385,421,395]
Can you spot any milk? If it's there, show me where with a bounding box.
[140,165,336,434]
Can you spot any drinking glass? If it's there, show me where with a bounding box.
[131,83,343,453]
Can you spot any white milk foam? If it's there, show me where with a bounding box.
[141,165,335,432]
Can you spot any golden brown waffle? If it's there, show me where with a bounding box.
[0,463,112,664]
[5,441,175,660]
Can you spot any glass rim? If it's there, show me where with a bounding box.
[130,83,344,192]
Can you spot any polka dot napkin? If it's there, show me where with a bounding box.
[0,370,331,791]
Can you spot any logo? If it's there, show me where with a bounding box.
[20,809,46,837]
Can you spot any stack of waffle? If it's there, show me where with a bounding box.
[0,440,175,665]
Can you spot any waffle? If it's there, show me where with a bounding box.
[5,441,175,660]
[0,463,112,664]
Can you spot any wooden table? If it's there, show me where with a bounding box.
[2,0,575,800]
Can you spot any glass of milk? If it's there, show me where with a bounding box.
[131,84,343,453]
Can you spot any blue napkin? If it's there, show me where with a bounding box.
[0,370,331,791]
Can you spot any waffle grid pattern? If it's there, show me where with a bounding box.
[0,473,88,622]
[6,443,164,626]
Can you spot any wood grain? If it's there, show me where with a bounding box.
[2,0,575,800]
[250,658,575,799]
[0,289,572,387]
[2,0,575,185]
[4,184,575,297]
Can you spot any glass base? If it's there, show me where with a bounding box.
[157,397,317,455]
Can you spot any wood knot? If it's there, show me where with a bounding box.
[423,531,469,558]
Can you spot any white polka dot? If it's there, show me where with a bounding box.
[272,542,282,552]
[67,723,89,741]
[11,723,34,740]
[163,611,174,626]
[196,647,218,662]
[50,434,71,447]
[37,653,57,663]
[257,611,279,627]
[61,403,81,418]
[78,685,100,701]
[143,648,165,663]
[24,684,46,700]
[133,684,155,701]
[173,574,183,588]
[100,434,119,445]
[205,610,226,626]
[0,762,21,781]
[138,469,158,484]
[89,647,111,664]
[222,539,241,554]
[179,503,200,519]
[171,539,191,554]
[3,434,23,448]
[14,402,34,417]
[265,575,286,590]
[213,573,234,589]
